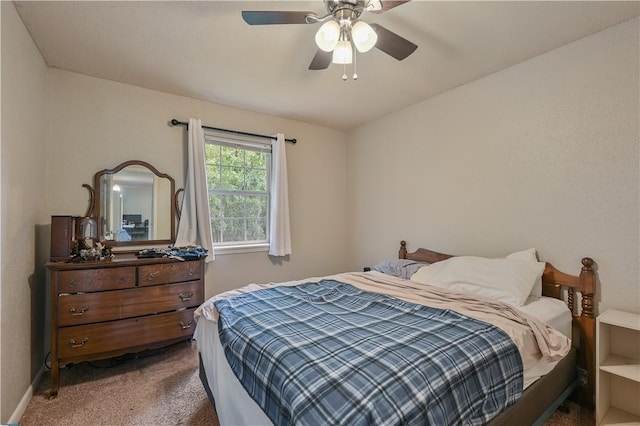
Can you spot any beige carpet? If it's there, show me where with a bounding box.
[20,340,593,425]
[20,341,218,426]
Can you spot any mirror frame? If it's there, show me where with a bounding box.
[91,160,177,248]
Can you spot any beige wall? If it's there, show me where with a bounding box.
[1,2,49,422]
[346,18,640,315]
[45,69,349,299]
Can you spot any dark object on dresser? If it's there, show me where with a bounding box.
[50,215,78,261]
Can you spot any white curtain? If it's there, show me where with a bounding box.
[175,118,215,262]
[269,133,292,256]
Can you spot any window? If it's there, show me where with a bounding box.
[204,132,271,247]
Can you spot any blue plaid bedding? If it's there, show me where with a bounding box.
[215,280,523,426]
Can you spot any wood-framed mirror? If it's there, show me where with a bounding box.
[90,160,177,247]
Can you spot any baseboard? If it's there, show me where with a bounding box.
[7,365,45,424]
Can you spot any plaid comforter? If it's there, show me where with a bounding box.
[215,279,523,426]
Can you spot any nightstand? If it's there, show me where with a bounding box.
[596,309,640,425]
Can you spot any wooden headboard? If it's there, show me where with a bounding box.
[398,240,596,407]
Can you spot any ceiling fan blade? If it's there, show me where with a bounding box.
[309,50,332,70]
[370,0,411,14]
[241,11,316,25]
[370,23,417,61]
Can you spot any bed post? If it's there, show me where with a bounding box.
[574,257,596,408]
[579,258,595,318]
[399,241,408,259]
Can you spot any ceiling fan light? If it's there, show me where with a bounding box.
[332,40,353,64]
[315,20,340,52]
[352,21,377,53]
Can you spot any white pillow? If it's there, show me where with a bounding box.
[506,248,544,297]
[410,255,545,306]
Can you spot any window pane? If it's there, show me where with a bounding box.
[246,195,267,218]
[221,218,245,243]
[205,144,221,166]
[246,218,267,241]
[246,168,267,191]
[220,194,245,219]
[211,218,223,243]
[209,194,221,218]
[221,146,244,168]
[245,150,268,168]
[206,165,221,189]
[220,166,244,190]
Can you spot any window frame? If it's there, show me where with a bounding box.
[203,131,272,251]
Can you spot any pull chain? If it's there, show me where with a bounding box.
[353,48,358,80]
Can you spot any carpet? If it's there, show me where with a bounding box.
[20,340,218,426]
[20,340,593,425]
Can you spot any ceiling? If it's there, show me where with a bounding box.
[14,1,640,130]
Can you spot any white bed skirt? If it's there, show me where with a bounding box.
[195,317,272,425]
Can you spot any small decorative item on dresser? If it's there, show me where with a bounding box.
[596,309,640,425]
[78,216,97,249]
[69,242,113,263]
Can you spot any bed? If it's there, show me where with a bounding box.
[194,241,596,425]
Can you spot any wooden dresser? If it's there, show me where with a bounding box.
[46,255,205,397]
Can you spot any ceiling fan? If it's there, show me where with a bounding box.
[241,0,417,80]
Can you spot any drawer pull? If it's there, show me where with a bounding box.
[69,306,89,316]
[69,338,88,348]
[118,276,127,284]
[67,279,77,288]
[179,292,193,302]
[147,272,156,281]
[180,320,194,330]
[188,269,194,276]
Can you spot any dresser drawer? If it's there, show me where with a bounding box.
[57,267,136,293]
[58,280,204,326]
[138,261,201,286]
[57,308,197,359]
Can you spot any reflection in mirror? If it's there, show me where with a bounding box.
[93,161,176,247]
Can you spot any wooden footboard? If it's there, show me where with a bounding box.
[398,240,596,407]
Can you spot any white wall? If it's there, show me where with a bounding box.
[346,18,640,315]
[0,2,49,422]
[46,69,349,299]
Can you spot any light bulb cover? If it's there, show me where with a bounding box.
[332,40,353,64]
[315,20,340,52]
[352,21,377,53]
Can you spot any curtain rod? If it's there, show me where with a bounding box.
[170,119,297,144]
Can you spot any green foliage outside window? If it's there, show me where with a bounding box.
[205,140,270,245]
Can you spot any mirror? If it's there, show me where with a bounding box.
[92,160,177,247]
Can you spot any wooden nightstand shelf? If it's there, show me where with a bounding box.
[596,309,640,425]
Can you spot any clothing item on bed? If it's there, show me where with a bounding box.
[372,258,429,280]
